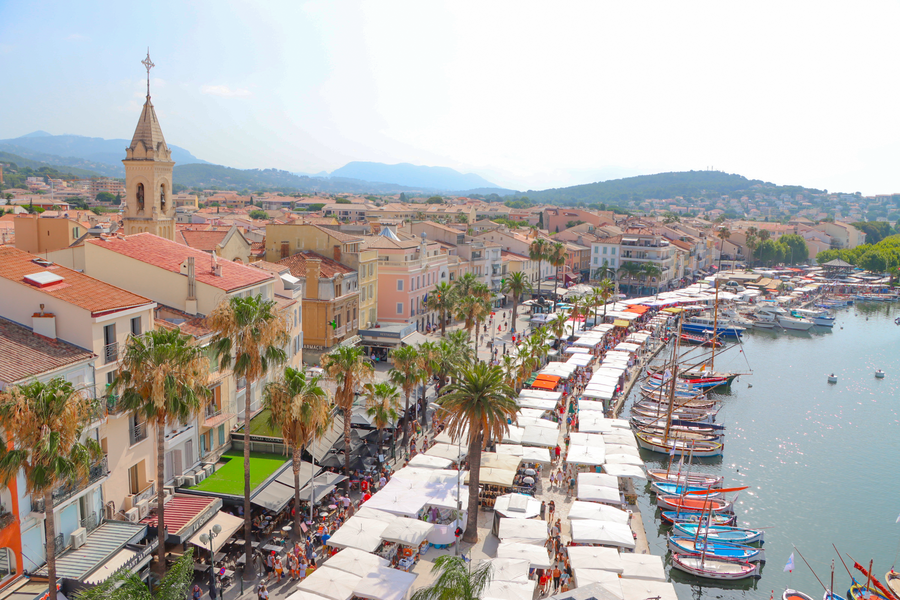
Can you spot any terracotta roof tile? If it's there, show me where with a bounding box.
[0,316,94,384]
[86,233,273,292]
[277,251,355,279]
[0,246,153,315]
[178,229,229,251]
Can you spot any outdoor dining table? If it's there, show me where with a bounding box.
[262,544,282,554]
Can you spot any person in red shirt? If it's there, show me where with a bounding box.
[362,491,371,503]
[360,479,369,493]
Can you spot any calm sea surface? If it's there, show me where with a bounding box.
[625,302,900,600]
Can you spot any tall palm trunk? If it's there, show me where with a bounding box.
[536,260,543,299]
[44,489,57,600]
[440,309,447,337]
[292,445,302,537]
[462,432,483,543]
[243,385,252,577]
[553,265,560,310]
[402,391,411,456]
[156,421,166,577]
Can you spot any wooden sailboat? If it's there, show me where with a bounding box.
[885,570,900,600]
[668,536,765,561]
[672,523,764,544]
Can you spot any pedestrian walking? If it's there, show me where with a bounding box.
[540,500,547,520]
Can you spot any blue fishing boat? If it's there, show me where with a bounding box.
[667,536,766,562]
[660,511,736,526]
[652,482,724,497]
[672,523,764,544]
[680,315,745,339]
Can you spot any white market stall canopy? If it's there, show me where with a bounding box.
[481,453,522,471]
[614,342,641,353]
[353,567,418,600]
[564,346,591,354]
[495,444,524,456]
[567,546,626,572]
[577,401,607,413]
[619,554,666,581]
[601,433,639,448]
[433,426,468,445]
[327,517,389,552]
[482,558,530,583]
[380,517,434,547]
[518,408,547,419]
[577,483,623,505]
[407,454,454,469]
[573,569,625,600]
[578,472,619,489]
[567,354,593,367]
[296,566,362,600]
[324,547,389,576]
[496,542,552,568]
[605,445,640,458]
[497,517,549,545]
[619,579,678,600]
[570,519,635,549]
[501,425,525,444]
[517,397,558,411]
[286,591,332,600]
[603,464,646,479]
[518,390,563,401]
[582,388,615,401]
[567,445,606,467]
[352,507,398,524]
[569,432,606,448]
[521,425,558,448]
[483,580,537,600]
[517,416,558,429]
[494,493,542,519]
[497,444,551,463]
[578,415,616,434]
[467,467,516,487]
[605,454,644,467]
[567,501,630,524]
[424,443,467,462]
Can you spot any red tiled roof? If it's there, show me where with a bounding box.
[0,246,153,316]
[141,494,217,533]
[277,251,355,279]
[86,233,273,292]
[178,229,228,251]
[0,316,94,384]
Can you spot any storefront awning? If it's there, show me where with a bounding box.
[187,511,244,553]
[252,480,295,512]
[613,319,630,327]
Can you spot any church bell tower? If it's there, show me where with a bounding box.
[122,50,176,240]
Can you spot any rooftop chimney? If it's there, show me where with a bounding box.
[33,308,57,340]
[305,258,321,300]
[333,244,342,264]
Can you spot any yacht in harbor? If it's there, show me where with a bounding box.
[754,305,815,331]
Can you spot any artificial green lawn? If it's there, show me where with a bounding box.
[188,450,286,495]
[234,409,280,438]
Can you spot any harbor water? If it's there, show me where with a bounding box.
[627,302,900,600]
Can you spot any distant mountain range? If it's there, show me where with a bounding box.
[0,132,208,178]
[328,161,505,193]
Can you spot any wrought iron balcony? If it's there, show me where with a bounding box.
[32,456,109,515]
[131,422,149,445]
[103,342,119,364]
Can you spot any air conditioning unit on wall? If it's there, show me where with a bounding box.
[71,527,87,549]
[125,507,140,522]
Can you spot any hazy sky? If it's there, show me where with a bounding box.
[1,1,899,194]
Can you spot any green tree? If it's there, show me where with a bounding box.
[410,555,493,600]
[208,295,290,575]
[263,367,332,535]
[437,363,517,543]
[0,379,102,600]
[335,198,351,204]
[716,226,731,271]
[433,332,474,388]
[363,382,400,463]
[780,234,809,264]
[75,548,195,600]
[388,345,421,455]
[95,191,116,203]
[426,282,456,337]
[502,271,532,333]
[115,328,210,576]
[322,346,373,488]
[596,278,615,321]
[548,242,568,307]
[426,196,443,204]
[755,238,785,266]
[249,209,268,220]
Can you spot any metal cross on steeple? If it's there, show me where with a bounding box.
[141,49,155,97]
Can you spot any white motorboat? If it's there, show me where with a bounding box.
[756,306,814,331]
[791,308,836,327]
[828,373,838,383]
[875,369,885,379]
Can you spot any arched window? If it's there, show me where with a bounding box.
[136,183,145,212]
[160,184,167,211]
[0,547,16,579]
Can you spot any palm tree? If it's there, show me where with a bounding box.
[410,555,493,600]
[76,548,196,600]
[470,284,493,354]
[208,295,290,573]
[641,263,662,295]
[593,262,616,283]
[263,367,332,536]
[115,328,210,576]
[617,261,642,295]
[453,272,479,299]
[529,238,549,302]
[426,282,456,336]
[363,382,400,463]
[387,345,420,456]
[550,312,569,341]
[548,242,568,309]
[322,346,373,491]
[437,362,517,543]
[434,332,473,389]
[716,226,731,271]
[745,227,760,267]
[502,271,532,334]
[454,295,487,352]
[597,278,615,322]
[0,379,101,600]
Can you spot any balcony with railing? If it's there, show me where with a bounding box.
[130,422,148,445]
[334,325,346,338]
[103,342,119,364]
[32,456,109,516]
[107,393,126,416]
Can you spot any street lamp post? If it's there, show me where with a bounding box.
[199,523,223,598]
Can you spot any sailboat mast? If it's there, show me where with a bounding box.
[664,319,683,445]
[711,279,720,373]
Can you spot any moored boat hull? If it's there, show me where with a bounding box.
[656,494,733,513]
[671,553,759,580]
[668,536,765,561]
[672,523,764,544]
[647,469,724,488]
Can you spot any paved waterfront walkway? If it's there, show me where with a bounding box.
[209,307,656,600]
